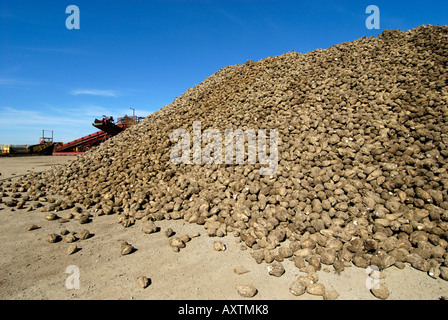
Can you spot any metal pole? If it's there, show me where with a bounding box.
[130,107,136,124]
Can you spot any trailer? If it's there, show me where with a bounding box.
[1,141,55,156]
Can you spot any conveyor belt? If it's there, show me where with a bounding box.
[53,130,109,153]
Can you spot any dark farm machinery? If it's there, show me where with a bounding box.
[1,131,56,156]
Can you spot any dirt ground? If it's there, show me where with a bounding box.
[0,155,447,300]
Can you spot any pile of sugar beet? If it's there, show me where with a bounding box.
[6,25,448,285]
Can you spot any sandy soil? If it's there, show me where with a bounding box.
[0,155,447,300]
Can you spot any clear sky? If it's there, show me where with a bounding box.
[1,0,447,145]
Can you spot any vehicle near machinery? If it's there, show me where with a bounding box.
[1,130,55,156]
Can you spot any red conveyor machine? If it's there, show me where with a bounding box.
[53,116,128,155]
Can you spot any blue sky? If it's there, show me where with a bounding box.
[1,0,447,145]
